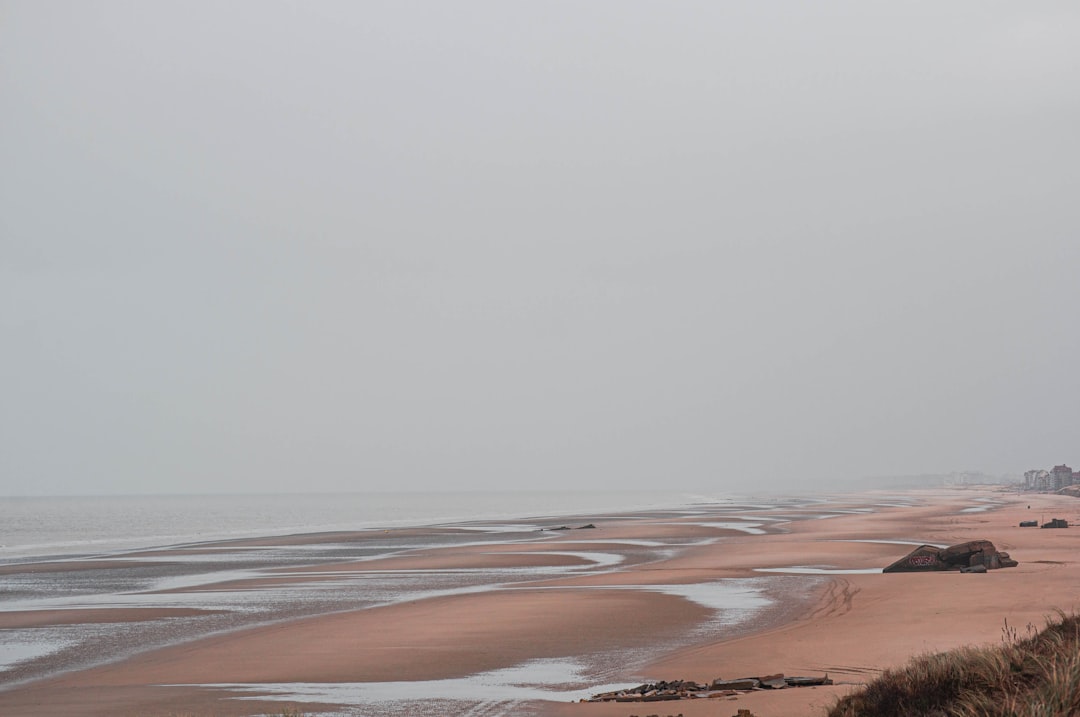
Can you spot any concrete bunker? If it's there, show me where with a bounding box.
[883,540,1018,573]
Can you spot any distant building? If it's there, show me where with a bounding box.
[1025,469,1051,491]
[1051,464,1074,491]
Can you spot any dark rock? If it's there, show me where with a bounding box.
[758,673,786,689]
[942,540,996,564]
[884,540,1018,573]
[593,673,828,704]
[785,675,833,686]
[711,678,759,691]
[575,523,597,529]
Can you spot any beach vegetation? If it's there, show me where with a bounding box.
[829,612,1080,716]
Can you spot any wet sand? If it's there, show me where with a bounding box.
[2,488,1079,716]
[548,489,1080,717]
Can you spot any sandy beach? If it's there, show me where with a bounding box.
[3,487,1080,716]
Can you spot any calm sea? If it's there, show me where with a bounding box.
[0,490,727,562]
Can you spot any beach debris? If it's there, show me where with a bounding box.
[1019,520,1038,527]
[882,540,1018,573]
[544,523,598,531]
[785,674,833,687]
[711,678,759,690]
[758,673,787,689]
[588,679,704,702]
[585,674,832,703]
[1041,518,1068,529]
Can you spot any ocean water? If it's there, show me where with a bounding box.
[0,490,728,562]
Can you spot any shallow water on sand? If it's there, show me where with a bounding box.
[0,490,722,561]
[214,658,627,716]
[0,523,673,687]
[0,493,860,714]
[197,579,783,716]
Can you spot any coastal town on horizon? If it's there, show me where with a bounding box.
[859,462,1080,492]
[1022,462,1080,492]
[853,466,1074,491]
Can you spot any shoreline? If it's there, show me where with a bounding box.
[0,490,724,564]
[2,488,1078,716]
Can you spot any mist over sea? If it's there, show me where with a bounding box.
[0,490,729,562]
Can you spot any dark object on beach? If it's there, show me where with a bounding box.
[960,564,988,574]
[759,673,787,689]
[883,540,1018,573]
[1042,518,1068,529]
[546,523,596,531]
[711,678,759,690]
[575,523,596,529]
[588,674,831,703]
[785,674,833,687]
[589,679,706,703]
[1019,520,1039,527]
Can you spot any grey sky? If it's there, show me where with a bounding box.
[2,1,1078,495]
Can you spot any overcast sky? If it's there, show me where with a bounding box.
[2,1,1078,496]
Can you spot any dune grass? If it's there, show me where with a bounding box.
[828,612,1080,716]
